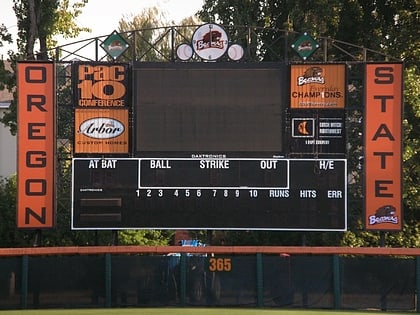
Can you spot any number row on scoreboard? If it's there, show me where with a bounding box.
[136,188,290,198]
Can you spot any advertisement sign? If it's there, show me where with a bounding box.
[290,64,346,109]
[74,62,129,108]
[17,62,55,228]
[192,23,229,61]
[290,110,346,156]
[74,109,129,153]
[364,63,403,231]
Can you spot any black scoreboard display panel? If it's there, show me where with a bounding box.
[72,158,347,231]
[133,62,285,157]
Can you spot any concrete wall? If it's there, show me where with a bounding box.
[0,104,16,178]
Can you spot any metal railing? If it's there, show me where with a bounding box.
[52,25,400,63]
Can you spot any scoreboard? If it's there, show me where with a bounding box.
[71,61,348,231]
[72,157,347,231]
[17,50,402,233]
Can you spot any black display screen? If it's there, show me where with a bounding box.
[134,63,285,157]
[72,158,347,231]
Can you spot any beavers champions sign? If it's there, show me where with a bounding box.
[290,64,345,109]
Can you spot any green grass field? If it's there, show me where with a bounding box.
[0,308,413,315]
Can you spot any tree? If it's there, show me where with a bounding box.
[117,7,200,62]
[118,230,173,246]
[13,0,90,60]
[0,23,13,50]
[117,7,171,61]
[1,0,89,134]
[0,23,12,100]
[0,175,37,247]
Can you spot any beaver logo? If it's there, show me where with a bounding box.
[192,24,229,60]
[202,31,222,44]
[375,205,396,217]
[298,41,313,52]
[304,67,323,78]
[369,204,398,225]
[107,40,123,51]
[196,30,224,51]
[297,67,325,86]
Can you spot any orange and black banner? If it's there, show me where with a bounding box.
[74,62,129,108]
[17,62,55,229]
[364,63,403,231]
[290,64,346,109]
[74,108,129,153]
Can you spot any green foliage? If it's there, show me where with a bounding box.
[0,54,17,135]
[401,66,420,227]
[199,0,419,61]
[118,7,170,61]
[117,7,199,62]
[54,0,90,39]
[199,0,262,26]
[1,0,90,134]
[0,23,13,48]
[118,230,173,246]
[12,0,90,59]
[0,175,33,247]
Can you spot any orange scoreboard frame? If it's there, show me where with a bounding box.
[17,62,55,228]
[364,63,403,231]
[15,60,404,232]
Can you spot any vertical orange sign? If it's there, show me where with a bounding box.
[365,63,403,231]
[17,62,55,228]
[290,64,345,109]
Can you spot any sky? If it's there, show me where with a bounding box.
[0,0,204,58]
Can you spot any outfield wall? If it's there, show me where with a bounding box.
[0,246,418,312]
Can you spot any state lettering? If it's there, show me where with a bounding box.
[375,180,394,197]
[374,67,394,84]
[364,63,402,231]
[373,95,394,112]
[373,152,393,169]
[372,123,395,141]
